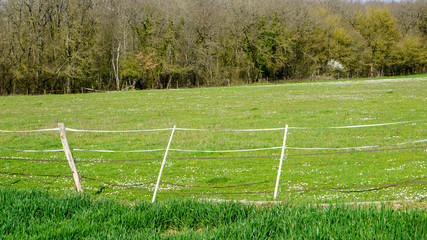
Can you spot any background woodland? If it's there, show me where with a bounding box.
[0,0,426,94]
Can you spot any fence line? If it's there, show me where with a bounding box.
[172,119,427,131]
[2,146,426,163]
[1,171,425,195]
[169,146,282,153]
[286,139,427,150]
[0,147,63,152]
[175,127,287,132]
[65,128,173,133]
[0,128,59,133]
[0,119,425,133]
[72,148,166,153]
[170,139,426,152]
[1,139,425,154]
[0,120,426,201]
[289,119,426,129]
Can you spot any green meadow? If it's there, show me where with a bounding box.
[0,76,426,203]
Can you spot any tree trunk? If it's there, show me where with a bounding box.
[116,43,121,90]
[66,34,71,94]
[112,43,121,91]
[166,75,172,89]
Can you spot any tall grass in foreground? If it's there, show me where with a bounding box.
[1,188,425,239]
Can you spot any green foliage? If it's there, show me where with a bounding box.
[391,34,427,74]
[356,8,400,76]
[0,1,426,93]
[256,13,285,79]
[120,54,141,81]
[242,24,260,82]
[242,13,293,81]
[134,17,153,50]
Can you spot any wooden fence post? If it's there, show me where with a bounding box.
[58,123,84,192]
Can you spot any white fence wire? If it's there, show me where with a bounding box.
[0,119,426,201]
[1,140,425,154]
[0,128,59,133]
[0,119,424,133]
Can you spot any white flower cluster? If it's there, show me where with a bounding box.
[328,59,344,71]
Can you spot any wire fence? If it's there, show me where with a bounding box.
[0,119,426,202]
[2,146,425,163]
[1,171,425,195]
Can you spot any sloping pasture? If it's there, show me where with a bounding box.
[0,76,426,203]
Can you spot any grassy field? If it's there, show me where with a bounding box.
[0,75,426,203]
[1,188,426,239]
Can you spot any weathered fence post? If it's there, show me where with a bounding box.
[152,125,176,203]
[274,124,289,201]
[58,123,84,192]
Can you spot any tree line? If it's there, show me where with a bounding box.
[0,0,426,95]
